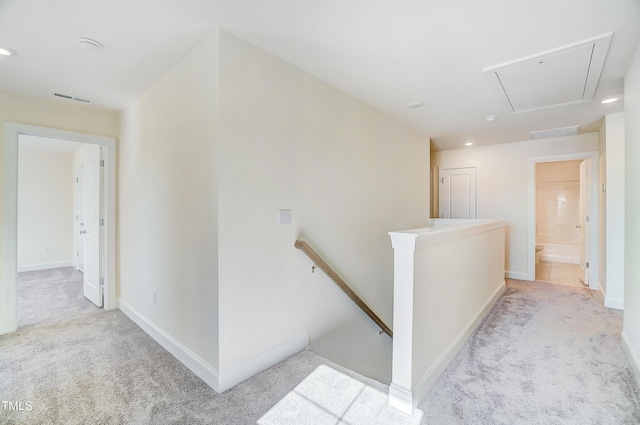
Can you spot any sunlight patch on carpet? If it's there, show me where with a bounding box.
[258,365,423,425]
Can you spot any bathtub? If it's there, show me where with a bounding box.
[537,241,581,264]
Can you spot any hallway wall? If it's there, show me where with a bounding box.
[118,32,220,374]
[623,42,640,382]
[602,113,625,309]
[117,29,431,389]
[217,31,430,383]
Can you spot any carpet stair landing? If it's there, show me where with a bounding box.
[258,364,423,425]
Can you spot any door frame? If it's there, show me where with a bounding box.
[1,122,117,334]
[75,163,86,273]
[527,151,600,289]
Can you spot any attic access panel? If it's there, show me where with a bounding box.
[484,33,613,113]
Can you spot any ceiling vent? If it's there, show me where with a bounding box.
[531,125,579,140]
[484,33,613,113]
[54,92,91,103]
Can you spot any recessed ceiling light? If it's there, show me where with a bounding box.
[601,97,619,104]
[485,115,497,122]
[465,142,474,146]
[78,37,103,53]
[407,102,424,109]
[0,45,17,56]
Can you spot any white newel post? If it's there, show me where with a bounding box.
[388,233,417,414]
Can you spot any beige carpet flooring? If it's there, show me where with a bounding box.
[16,267,100,327]
[419,279,640,424]
[1,269,639,424]
[1,268,383,424]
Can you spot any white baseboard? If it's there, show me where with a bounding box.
[605,296,624,310]
[598,282,624,310]
[118,300,308,394]
[505,270,529,281]
[17,261,73,273]
[389,383,414,415]
[409,281,506,411]
[218,333,309,392]
[622,331,640,386]
[118,301,221,392]
[598,282,606,301]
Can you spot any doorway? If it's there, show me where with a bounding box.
[533,159,586,287]
[527,152,600,290]
[1,123,116,335]
[17,136,102,307]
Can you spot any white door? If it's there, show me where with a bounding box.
[83,157,102,307]
[76,165,85,273]
[579,160,590,285]
[439,166,478,219]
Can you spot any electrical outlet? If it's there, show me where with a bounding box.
[278,209,292,225]
[44,245,51,254]
[153,290,157,305]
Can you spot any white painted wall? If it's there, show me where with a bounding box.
[118,32,220,375]
[17,147,74,270]
[603,113,625,309]
[623,44,640,382]
[432,134,599,279]
[217,31,430,383]
[0,90,119,330]
[117,29,430,389]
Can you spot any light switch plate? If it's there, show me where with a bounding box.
[279,209,292,225]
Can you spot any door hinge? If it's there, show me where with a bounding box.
[586,216,590,223]
[440,177,445,184]
[99,218,104,226]
[76,177,79,183]
[100,160,105,167]
[586,262,590,268]
[100,277,104,287]
[76,251,79,257]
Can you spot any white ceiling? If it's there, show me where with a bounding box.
[1,0,638,151]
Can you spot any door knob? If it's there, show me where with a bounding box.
[80,230,87,234]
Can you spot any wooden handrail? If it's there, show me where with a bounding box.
[294,240,393,338]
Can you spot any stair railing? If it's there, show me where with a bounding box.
[294,240,393,338]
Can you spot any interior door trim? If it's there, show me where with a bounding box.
[527,151,599,290]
